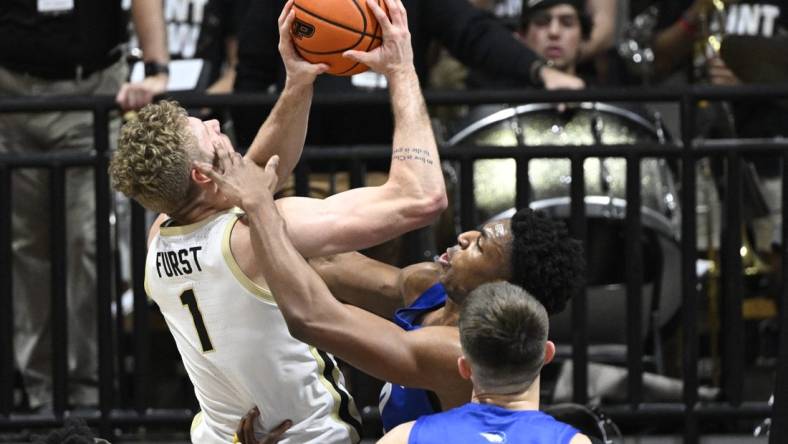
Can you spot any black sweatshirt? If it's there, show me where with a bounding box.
[233,0,542,147]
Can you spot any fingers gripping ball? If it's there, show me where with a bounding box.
[291,0,389,76]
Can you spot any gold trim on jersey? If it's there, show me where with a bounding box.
[191,410,204,433]
[221,215,276,304]
[309,347,362,443]
[159,211,226,237]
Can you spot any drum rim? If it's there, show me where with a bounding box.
[447,102,661,146]
[486,196,679,241]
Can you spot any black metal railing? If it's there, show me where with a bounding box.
[0,85,787,444]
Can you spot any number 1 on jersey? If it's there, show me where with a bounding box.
[180,289,214,352]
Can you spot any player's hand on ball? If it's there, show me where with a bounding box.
[343,0,413,77]
[278,0,329,85]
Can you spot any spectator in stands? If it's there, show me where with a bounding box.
[0,0,168,410]
[127,0,248,117]
[468,0,594,88]
[378,282,591,444]
[652,0,788,261]
[471,0,619,82]
[232,0,585,149]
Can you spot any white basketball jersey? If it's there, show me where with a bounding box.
[145,211,361,444]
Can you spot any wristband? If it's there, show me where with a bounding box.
[529,59,547,87]
[144,61,170,77]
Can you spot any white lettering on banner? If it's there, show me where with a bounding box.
[190,0,209,24]
[737,4,762,35]
[726,4,782,37]
[760,5,780,36]
[166,0,191,22]
[168,23,201,58]
[37,0,74,13]
[165,0,209,23]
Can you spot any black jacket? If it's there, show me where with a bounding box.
[233,0,542,147]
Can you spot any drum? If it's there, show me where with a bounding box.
[446,102,679,232]
[448,103,683,347]
[543,403,623,444]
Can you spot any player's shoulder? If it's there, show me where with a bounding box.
[569,433,593,444]
[400,262,442,306]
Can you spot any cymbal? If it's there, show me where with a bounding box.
[720,35,788,83]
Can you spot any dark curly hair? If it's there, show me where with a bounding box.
[508,208,585,315]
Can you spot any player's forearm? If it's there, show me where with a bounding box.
[652,4,701,78]
[385,70,447,221]
[244,82,314,191]
[131,0,169,65]
[310,253,403,318]
[245,198,347,334]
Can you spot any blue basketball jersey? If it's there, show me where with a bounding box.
[379,283,447,432]
[409,403,580,444]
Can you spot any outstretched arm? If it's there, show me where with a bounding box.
[118,0,169,110]
[310,253,443,316]
[310,253,405,318]
[274,0,446,258]
[243,0,328,191]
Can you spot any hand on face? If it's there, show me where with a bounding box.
[193,140,280,210]
[278,0,329,86]
[343,0,414,78]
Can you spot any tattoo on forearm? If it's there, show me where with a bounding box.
[392,147,433,165]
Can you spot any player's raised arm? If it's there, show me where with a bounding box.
[243,0,328,191]
[275,0,447,258]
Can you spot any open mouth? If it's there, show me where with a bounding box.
[436,252,450,266]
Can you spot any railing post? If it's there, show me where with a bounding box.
[459,154,476,232]
[680,93,699,444]
[94,105,115,437]
[570,154,588,405]
[131,201,150,414]
[769,149,788,444]
[625,152,643,408]
[0,166,12,416]
[720,150,744,406]
[49,165,68,416]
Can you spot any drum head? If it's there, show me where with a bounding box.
[446,103,679,230]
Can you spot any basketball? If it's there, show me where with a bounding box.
[291,0,389,76]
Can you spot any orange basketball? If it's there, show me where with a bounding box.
[291,0,389,76]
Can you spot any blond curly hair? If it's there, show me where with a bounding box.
[110,100,201,214]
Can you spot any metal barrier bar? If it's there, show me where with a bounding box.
[515,157,530,211]
[603,402,772,420]
[721,152,744,406]
[350,157,365,189]
[770,152,788,444]
[294,163,310,197]
[49,165,68,416]
[625,153,644,407]
[680,95,700,444]
[0,166,12,416]
[3,84,788,113]
[459,156,476,231]
[570,154,588,405]
[93,107,114,437]
[131,202,150,413]
[0,151,95,168]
